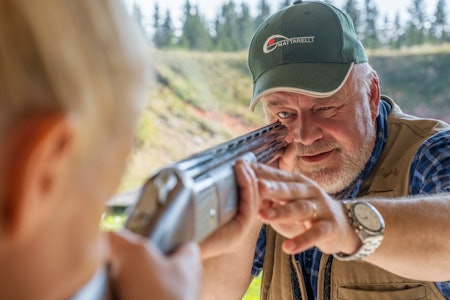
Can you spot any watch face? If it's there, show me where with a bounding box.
[353,203,383,231]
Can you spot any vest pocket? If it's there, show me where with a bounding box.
[337,284,426,300]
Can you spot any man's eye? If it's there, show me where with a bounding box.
[317,106,333,111]
[313,106,339,115]
[276,111,291,119]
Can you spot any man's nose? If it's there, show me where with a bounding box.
[290,113,323,145]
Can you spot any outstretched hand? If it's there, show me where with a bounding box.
[250,162,360,256]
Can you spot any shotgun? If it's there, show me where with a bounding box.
[121,121,288,254]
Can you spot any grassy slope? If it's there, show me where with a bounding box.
[119,50,265,190]
[369,45,450,122]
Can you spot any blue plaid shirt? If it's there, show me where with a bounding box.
[251,100,450,299]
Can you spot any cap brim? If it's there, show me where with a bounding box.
[249,62,354,111]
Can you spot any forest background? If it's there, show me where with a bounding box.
[142,0,449,51]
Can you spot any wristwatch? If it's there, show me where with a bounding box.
[333,200,385,261]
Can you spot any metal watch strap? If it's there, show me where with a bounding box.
[333,200,384,261]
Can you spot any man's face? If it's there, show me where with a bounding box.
[261,82,378,194]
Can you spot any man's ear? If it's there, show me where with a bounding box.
[368,72,381,122]
[1,113,77,243]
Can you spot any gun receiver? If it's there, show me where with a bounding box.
[122,121,288,254]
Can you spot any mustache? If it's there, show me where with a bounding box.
[295,139,339,156]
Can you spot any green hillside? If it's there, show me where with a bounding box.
[369,45,450,121]
[119,46,450,191]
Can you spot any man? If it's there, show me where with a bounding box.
[0,0,200,299]
[200,1,450,299]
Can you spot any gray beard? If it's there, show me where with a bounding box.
[294,125,377,195]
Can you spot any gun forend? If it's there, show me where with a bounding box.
[121,121,288,254]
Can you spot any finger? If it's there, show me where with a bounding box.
[201,160,262,259]
[278,143,297,172]
[282,221,333,254]
[251,162,304,182]
[257,177,320,203]
[259,200,318,223]
[235,159,259,216]
[260,199,272,210]
[108,233,202,300]
[251,162,319,192]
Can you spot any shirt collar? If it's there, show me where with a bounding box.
[336,99,391,199]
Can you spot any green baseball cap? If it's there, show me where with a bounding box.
[248,0,368,111]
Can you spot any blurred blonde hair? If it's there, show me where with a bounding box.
[0,0,151,161]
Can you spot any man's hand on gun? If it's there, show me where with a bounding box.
[251,163,358,256]
[199,160,261,258]
[108,231,201,300]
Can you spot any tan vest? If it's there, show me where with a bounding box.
[261,97,449,300]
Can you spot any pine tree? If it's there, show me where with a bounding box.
[390,12,404,49]
[214,0,240,51]
[379,14,391,47]
[405,0,427,46]
[362,0,380,48]
[343,0,361,38]
[237,3,256,49]
[160,9,176,48]
[430,0,449,43]
[255,0,271,28]
[279,0,291,10]
[179,0,212,50]
[152,3,163,47]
